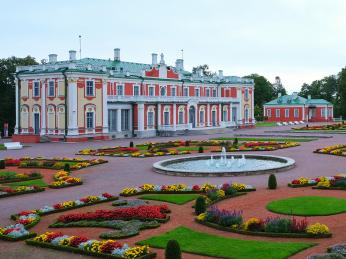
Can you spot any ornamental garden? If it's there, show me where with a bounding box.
[1,132,346,259]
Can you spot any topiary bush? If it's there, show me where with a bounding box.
[268,174,277,189]
[198,146,204,153]
[185,140,190,147]
[195,196,207,215]
[0,160,5,169]
[165,239,182,259]
[63,163,71,172]
[129,141,134,148]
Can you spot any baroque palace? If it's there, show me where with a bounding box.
[13,48,254,142]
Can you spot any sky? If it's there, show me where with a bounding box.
[1,0,346,92]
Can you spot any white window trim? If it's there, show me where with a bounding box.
[85,80,95,97]
[116,84,124,96]
[133,85,140,96]
[183,87,189,97]
[294,108,299,118]
[276,109,280,118]
[160,85,166,96]
[206,88,210,97]
[147,107,155,129]
[285,109,289,118]
[195,87,200,97]
[33,80,40,97]
[267,109,271,117]
[48,80,55,97]
[171,86,176,97]
[148,85,155,96]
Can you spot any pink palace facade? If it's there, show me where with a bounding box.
[13,48,255,142]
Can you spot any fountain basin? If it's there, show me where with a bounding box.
[153,154,295,177]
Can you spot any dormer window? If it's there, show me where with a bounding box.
[33,81,40,97]
[86,80,94,96]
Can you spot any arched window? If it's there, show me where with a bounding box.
[163,106,170,125]
[147,106,155,129]
[47,105,56,133]
[244,105,249,122]
[57,105,65,134]
[32,105,41,135]
[211,105,217,126]
[199,106,205,124]
[178,106,185,124]
[85,105,96,131]
[20,105,29,133]
[222,105,228,122]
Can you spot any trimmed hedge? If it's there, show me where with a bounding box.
[26,239,157,259]
[287,183,317,188]
[196,220,332,239]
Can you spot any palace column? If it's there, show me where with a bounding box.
[157,103,161,127]
[67,78,78,135]
[138,103,145,132]
[102,79,109,133]
[218,104,222,126]
[40,80,46,135]
[173,103,177,130]
[207,103,210,126]
[116,109,122,132]
[14,79,19,134]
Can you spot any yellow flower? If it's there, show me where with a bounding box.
[141,184,155,192]
[121,188,138,195]
[306,223,330,235]
[244,217,262,230]
[123,245,149,258]
[231,182,246,191]
[197,213,206,221]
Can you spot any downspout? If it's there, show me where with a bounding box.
[15,72,21,134]
[62,68,68,140]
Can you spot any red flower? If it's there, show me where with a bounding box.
[102,193,113,199]
[46,232,64,242]
[192,185,200,191]
[291,180,300,184]
[100,240,122,253]
[53,203,63,209]
[18,210,35,216]
[69,236,88,247]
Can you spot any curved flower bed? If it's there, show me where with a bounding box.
[293,123,346,131]
[0,185,44,199]
[120,182,256,197]
[0,171,42,184]
[289,174,346,189]
[55,205,170,224]
[196,206,332,238]
[4,157,107,171]
[49,170,83,189]
[223,141,300,152]
[0,224,36,241]
[314,144,346,157]
[26,232,155,258]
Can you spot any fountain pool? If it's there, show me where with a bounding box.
[153,148,295,176]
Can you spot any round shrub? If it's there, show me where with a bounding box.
[165,239,182,259]
[185,140,190,147]
[0,160,5,169]
[198,146,204,153]
[195,196,207,215]
[63,163,71,172]
[129,141,134,148]
[268,174,277,189]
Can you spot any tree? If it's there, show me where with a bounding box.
[0,56,38,136]
[273,76,287,97]
[299,76,337,103]
[192,64,216,77]
[336,67,346,118]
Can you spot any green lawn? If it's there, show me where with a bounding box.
[267,196,346,216]
[211,137,316,142]
[255,121,277,127]
[5,179,48,187]
[0,144,6,150]
[0,171,17,178]
[176,146,202,152]
[137,226,314,259]
[139,194,199,205]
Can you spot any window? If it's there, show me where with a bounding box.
[33,81,40,97]
[206,88,210,97]
[321,108,325,117]
[294,108,299,118]
[121,109,129,130]
[245,108,249,122]
[48,81,55,97]
[164,111,170,125]
[160,86,166,96]
[178,111,184,124]
[267,109,271,117]
[171,87,176,97]
[212,88,217,97]
[183,87,189,96]
[133,85,140,96]
[276,109,280,118]
[117,85,124,96]
[147,111,154,128]
[223,110,227,121]
[108,109,117,132]
[149,86,155,96]
[86,112,94,129]
[245,89,249,100]
[328,109,332,117]
[86,80,94,96]
[285,109,289,118]
[195,88,200,97]
[199,110,204,123]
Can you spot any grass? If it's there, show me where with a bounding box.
[137,226,314,259]
[139,194,199,205]
[255,121,277,127]
[211,137,316,142]
[0,171,17,178]
[176,146,202,152]
[0,144,5,150]
[267,196,346,216]
[5,179,48,188]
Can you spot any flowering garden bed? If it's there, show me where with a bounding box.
[0,171,42,184]
[4,157,107,171]
[293,123,346,131]
[26,233,156,259]
[0,185,45,199]
[77,139,299,158]
[196,206,332,238]
[288,174,346,189]
[314,144,346,157]
[0,224,37,241]
[48,170,83,189]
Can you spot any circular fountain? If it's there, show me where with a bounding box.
[153,147,295,176]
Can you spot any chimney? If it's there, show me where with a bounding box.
[69,50,77,61]
[218,70,223,78]
[114,48,120,61]
[48,54,57,63]
[175,59,184,71]
[308,95,311,100]
[159,53,165,64]
[278,93,282,98]
[152,53,158,66]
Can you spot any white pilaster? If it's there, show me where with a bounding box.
[229,103,232,122]
[207,104,210,126]
[173,103,177,131]
[14,79,19,134]
[251,88,255,121]
[138,103,145,131]
[157,104,161,126]
[40,80,46,135]
[218,104,222,126]
[116,109,122,132]
[102,80,109,133]
[67,78,78,135]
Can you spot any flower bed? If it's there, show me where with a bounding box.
[120,182,256,197]
[55,205,170,224]
[289,174,346,189]
[0,171,42,184]
[0,185,45,198]
[0,224,37,241]
[49,170,83,188]
[223,141,300,152]
[293,123,346,131]
[4,157,107,170]
[26,232,156,258]
[314,144,346,157]
[196,206,332,238]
